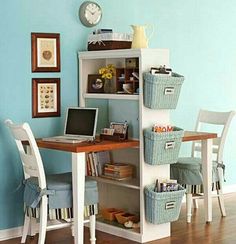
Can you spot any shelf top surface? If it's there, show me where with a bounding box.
[84,93,139,100]
[78,48,169,59]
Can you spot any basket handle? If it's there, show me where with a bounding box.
[165,201,176,210]
[164,87,175,95]
[165,141,175,150]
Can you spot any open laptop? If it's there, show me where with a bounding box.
[43,107,98,143]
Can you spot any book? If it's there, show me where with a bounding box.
[104,163,132,170]
[100,175,132,181]
[88,153,95,176]
[96,151,111,176]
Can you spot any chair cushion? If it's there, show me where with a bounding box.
[170,157,203,185]
[23,172,98,209]
[170,157,220,186]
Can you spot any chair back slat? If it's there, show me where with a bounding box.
[191,110,235,163]
[197,110,234,125]
[20,152,39,178]
[5,120,46,188]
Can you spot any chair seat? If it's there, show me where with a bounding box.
[170,157,220,186]
[24,173,98,209]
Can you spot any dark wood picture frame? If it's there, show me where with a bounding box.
[32,78,60,118]
[31,33,60,72]
[87,74,105,93]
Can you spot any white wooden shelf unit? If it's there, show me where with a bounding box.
[78,48,171,243]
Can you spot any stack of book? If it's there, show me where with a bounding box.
[103,163,133,180]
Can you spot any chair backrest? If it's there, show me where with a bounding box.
[191,110,235,164]
[5,120,46,189]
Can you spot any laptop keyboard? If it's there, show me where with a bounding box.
[42,136,88,143]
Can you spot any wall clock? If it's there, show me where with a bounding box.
[79,1,102,27]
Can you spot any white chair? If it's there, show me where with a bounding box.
[5,120,98,244]
[170,110,235,223]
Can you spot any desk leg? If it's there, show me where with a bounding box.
[72,152,85,244]
[201,139,212,223]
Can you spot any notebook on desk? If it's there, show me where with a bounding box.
[42,107,98,144]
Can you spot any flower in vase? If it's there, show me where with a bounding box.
[99,64,116,80]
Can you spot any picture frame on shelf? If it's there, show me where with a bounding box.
[110,121,128,135]
[32,78,60,118]
[31,33,60,72]
[87,74,105,93]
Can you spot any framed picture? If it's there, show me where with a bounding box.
[31,33,60,72]
[32,78,60,118]
[110,122,128,135]
[87,74,105,93]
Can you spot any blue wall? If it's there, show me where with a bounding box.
[0,0,236,230]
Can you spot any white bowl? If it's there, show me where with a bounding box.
[123,83,133,94]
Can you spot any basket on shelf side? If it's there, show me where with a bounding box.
[145,184,185,225]
[143,72,184,109]
[144,127,184,165]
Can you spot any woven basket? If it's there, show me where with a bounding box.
[143,72,184,109]
[144,127,184,165]
[145,184,185,225]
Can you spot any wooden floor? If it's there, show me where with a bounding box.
[2,193,236,244]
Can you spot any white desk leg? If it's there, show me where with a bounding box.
[201,139,212,223]
[72,152,85,244]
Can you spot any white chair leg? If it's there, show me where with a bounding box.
[186,193,192,223]
[71,221,74,237]
[21,214,30,243]
[217,168,226,217]
[89,215,96,244]
[29,217,37,237]
[38,196,48,244]
[193,199,198,209]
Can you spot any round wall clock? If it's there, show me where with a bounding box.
[79,1,102,27]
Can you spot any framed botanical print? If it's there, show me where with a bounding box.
[31,33,60,72]
[32,78,60,118]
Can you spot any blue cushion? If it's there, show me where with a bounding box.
[170,157,202,185]
[24,173,98,209]
[170,157,220,186]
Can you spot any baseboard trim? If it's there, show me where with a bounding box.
[0,226,23,241]
[1,185,236,241]
[223,184,236,194]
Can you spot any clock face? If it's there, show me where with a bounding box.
[79,1,102,27]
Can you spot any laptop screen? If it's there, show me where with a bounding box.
[64,107,98,139]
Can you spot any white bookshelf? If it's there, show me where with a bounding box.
[78,48,171,243]
[83,93,139,100]
[87,176,140,190]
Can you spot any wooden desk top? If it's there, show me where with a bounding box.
[35,131,217,153]
[183,131,217,142]
[36,138,139,153]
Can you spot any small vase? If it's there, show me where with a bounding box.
[104,78,116,93]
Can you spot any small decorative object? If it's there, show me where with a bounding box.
[125,58,138,68]
[31,33,60,72]
[150,65,172,76]
[87,32,132,51]
[32,78,60,118]
[115,212,139,224]
[131,25,153,49]
[98,64,116,93]
[101,128,115,135]
[122,83,133,94]
[79,1,102,27]
[101,208,124,221]
[152,124,173,133]
[100,121,128,141]
[87,74,105,93]
[110,121,128,135]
